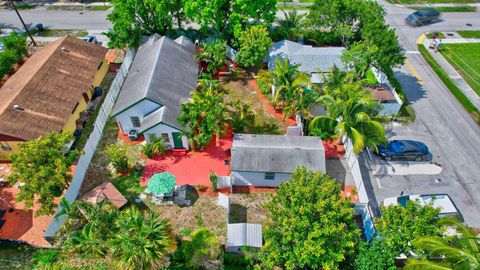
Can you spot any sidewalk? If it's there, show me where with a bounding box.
[0,1,111,6]
[422,38,480,110]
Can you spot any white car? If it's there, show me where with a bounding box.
[383,194,462,219]
[81,35,98,44]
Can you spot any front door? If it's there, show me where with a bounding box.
[172,132,183,149]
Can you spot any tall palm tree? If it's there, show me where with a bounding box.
[309,78,386,153]
[405,218,480,270]
[257,58,312,117]
[109,208,176,270]
[277,9,305,41]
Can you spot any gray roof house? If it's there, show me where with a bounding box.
[226,223,263,253]
[111,35,198,149]
[267,40,345,84]
[230,134,326,187]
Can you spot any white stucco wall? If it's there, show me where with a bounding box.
[144,123,184,149]
[231,171,293,187]
[115,99,161,134]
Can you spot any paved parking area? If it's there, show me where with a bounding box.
[365,123,480,228]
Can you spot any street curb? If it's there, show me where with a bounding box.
[417,34,426,45]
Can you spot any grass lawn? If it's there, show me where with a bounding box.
[149,195,228,243]
[276,5,309,10]
[36,29,88,38]
[458,30,480,38]
[46,5,111,11]
[419,45,480,123]
[388,0,475,3]
[412,6,476,12]
[440,43,480,97]
[0,244,35,269]
[222,72,286,134]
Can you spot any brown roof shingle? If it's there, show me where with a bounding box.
[0,36,108,141]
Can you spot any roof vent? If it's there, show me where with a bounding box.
[61,47,70,53]
[13,104,25,111]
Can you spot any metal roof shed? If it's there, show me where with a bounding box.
[226,223,263,253]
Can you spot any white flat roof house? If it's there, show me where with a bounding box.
[230,134,326,187]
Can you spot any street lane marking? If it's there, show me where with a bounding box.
[406,51,420,54]
[375,177,382,189]
[406,59,424,85]
[394,4,405,8]
[417,34,426,45]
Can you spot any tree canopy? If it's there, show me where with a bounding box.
[106,0,181,48]
[0,31,27,79]
[260,167,360,269]
[354,238,397,270]
[235,26,273,70]
[184,0,276,38]
[178,79,228,150]
[7,132,78,216]
[197,40,228,75]
[375,200,442,256]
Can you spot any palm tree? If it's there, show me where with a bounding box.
[257,58,312,117]
[109,208,176,270]
[405,217,480,270]
[309,77,386,153]
[277,9,305,41]
[64,222,106,257]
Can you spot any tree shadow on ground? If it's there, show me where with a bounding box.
[394,70,426,104]
[229,203,247,223]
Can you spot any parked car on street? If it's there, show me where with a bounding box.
[383,194,462,219]
[406,9,440,26]
[377,140,429,161]
[81,35,98,44]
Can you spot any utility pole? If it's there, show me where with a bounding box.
[9,0,37,46]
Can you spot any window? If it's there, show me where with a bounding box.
[148,134,157,142]
[265,172,275,180]
[161,133,170,143]
[130,116,141,127]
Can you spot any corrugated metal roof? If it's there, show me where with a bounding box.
[227,223,263,248]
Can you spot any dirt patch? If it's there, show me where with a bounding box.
[221,72,288,134]
[229,193,272,226]
[149,195,228,244]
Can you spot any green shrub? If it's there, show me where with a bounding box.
[0,51,16,79]
[32,249,60,268]
[209,171,218,192]
[223,252,256,268]
[142,137,167,158]
[303,30,343,47]
[104,143,129,173]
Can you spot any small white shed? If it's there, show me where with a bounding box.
[226,223,263,253]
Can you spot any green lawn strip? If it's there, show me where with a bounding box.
[36,29,88,37]
[85,5,111,11]
[440,43,480,97]
[426,31,445,39]
[384,67,416,123]
[412,6,476,12]
[419,45,480,122]
[15,4,36,10]
[457,30,480,38]
[277,0,293,2]
[388,0,475,4]
[46,5,110,11]
[299,0,314,2]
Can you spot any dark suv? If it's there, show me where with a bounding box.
[377,140,429,161]
[406,9,440,26]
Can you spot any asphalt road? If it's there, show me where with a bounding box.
[0,9,112,30]
[373,1,480,227]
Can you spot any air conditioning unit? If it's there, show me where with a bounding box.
[128,130,139,141]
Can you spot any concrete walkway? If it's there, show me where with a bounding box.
[422,37,480,110]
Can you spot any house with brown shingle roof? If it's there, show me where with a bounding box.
[0,35,109,161]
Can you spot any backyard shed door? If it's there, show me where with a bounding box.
[172,132,183,148]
